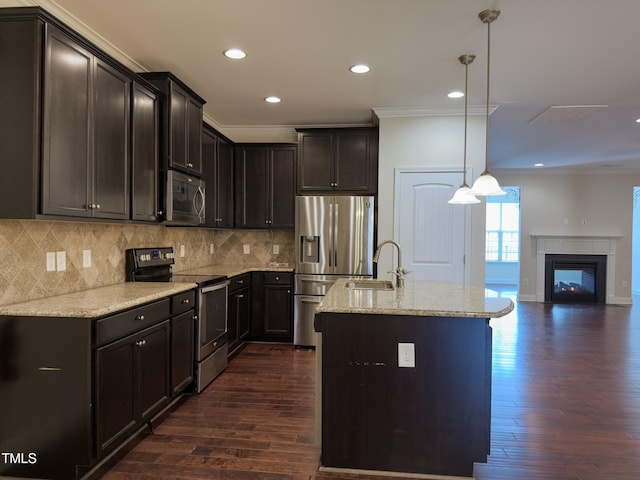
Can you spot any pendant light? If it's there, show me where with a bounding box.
[469,9,506,197]
[449,54,480,205]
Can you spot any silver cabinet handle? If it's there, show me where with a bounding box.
[135,314,145,321]
[181,299,190,304]
[187,162,193,168]
[236,294,244,299]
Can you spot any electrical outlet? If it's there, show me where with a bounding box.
[83,250,91,268]
[273,244,280,255]
[56,251,66,272]
[180,245,185,257]
[46,252,56,272]
[622,280,628,288]
[582,218,587,225]
[398,343,415,368]
[243,244,250,254]
[523,278,529,286]
[563,218,569,225]
[209,243,214,254]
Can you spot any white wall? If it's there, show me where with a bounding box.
[377,114,488,286]
[496,172,639,303]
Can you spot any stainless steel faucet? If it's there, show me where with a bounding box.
[373,240,409,288]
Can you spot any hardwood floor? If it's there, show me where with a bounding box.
[92,297,640,480]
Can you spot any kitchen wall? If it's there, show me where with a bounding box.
[377,114,487,286]
[495,171,639,303]
[0,220,294,306]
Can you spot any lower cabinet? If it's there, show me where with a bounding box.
[227,273,251,354]
[170,290,196,395]
[96,320,170,459]
[251,271,293,341]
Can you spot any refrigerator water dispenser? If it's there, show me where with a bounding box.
[300,236,320,263]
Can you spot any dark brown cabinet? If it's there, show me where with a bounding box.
[131,81,160,222]
[297,127,378,194]
[250,272,293,341]
[170,290,196,395]
[140,72,205,177]
[42,25,130,219]
[227,274,251,354]
[96,319,170,459]
[203,125,234,227]
[235,144,296,228]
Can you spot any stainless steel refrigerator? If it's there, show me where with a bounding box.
[294,195,375,346]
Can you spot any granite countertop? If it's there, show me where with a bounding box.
[316,278,514,318]
[175,263,293,278]
[0,282,197,318]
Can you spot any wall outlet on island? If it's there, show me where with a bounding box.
[398,343,415,368]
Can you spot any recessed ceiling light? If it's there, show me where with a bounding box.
[534,163,544,167]
[350,64,370,74]
[264,96,281,103]
[224,48,246,59]
[448,91,464,99]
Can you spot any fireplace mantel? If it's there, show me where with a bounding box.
[532,234,620,304]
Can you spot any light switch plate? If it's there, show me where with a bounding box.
[46,252,56,272]
[398,343,415,368]
[83,250,91,268]
[243,244,250,254]
[209,243,214,254]
[56,251,66,272]
[273,244,279,254]
[180,245,185,257]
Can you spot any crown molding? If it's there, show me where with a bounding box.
[373,105,498,119]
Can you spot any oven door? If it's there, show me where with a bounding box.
[197,280,229,361]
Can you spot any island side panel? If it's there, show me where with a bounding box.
[316,312,492,478]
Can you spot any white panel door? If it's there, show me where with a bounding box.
[395,168,471,283]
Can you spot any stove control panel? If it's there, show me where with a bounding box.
[126,247,175,271]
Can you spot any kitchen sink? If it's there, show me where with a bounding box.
[345,279,394,291]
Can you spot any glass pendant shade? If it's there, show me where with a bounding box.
[469,171,506,196]
[448,184,480,204]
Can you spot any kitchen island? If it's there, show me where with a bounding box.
[314,278,513,479]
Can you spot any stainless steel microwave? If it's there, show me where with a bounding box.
[165,170,205,225]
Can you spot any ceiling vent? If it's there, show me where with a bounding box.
[529,105,608,124]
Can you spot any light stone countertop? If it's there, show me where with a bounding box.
[316,278,514,318]
[175,263,293,278]
[0,282,197,318]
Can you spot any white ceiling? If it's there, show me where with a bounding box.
[13,0,640,172]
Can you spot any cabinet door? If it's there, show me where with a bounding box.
[216,137,234,227]
[93,59,130,219]
[42,25,92,217]
[169,82,188,171]
[131,82,159,221]
[96,333,137,458]
[334,130,376,192]
[297,133,333,192]
[269,146,296,228]
[264,284,292,337]
[138,320,171,420]
[235,145,269,228]
[202,127,217,225]
[171,310,195,396]
[187,97,203,175]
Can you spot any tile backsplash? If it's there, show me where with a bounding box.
[0,220,294,306]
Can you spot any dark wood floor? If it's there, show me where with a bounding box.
[92,297,640,479]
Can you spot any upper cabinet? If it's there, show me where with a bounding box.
[139,72,205,177]
[0,7,160,222]
[296,127,378,194]
[203,125,234,228]
[131,81,160,222]
[235,144,296,229]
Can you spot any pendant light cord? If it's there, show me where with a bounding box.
[484,19,491,175]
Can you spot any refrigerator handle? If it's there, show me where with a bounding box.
[328,203,333,267]
[333,202,338,268]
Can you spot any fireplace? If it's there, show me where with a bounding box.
[544,254,607,303]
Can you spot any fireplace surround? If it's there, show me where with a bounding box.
[532,234,620,304]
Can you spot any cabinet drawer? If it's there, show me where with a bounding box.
[228,274,251,293]
[264,272,291,285]
[97,298,171,346]
[171,290,195,315]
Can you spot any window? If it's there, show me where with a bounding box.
[486,187,520,262]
